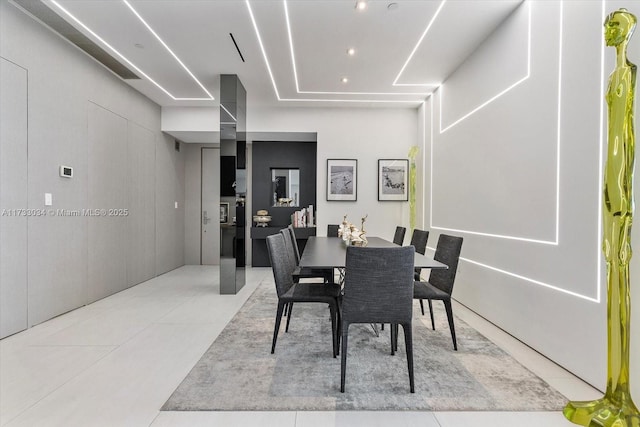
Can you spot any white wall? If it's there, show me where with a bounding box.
[423,0,640,395]
[0,1,185,331]
[248,107,419,242]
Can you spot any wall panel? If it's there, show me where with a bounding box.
[0,58,28,338]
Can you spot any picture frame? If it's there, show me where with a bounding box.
[327,159,357,201]
[378,159,409,201]
[220,202,229,223]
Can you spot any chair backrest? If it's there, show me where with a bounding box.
[393,226,406,245]
[327,224,340,237]
[285,225,301,263]
[343,246,415,324]
[266,233,296,297]
[279,229,298,267]
[409,229,429,255]
[429,234,463,295]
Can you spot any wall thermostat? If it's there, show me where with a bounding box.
[59,165,73,178]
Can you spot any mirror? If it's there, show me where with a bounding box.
[271,168,300,207]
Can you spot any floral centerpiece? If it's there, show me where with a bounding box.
[337,214,368,246]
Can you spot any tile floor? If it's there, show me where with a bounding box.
[0,265,601,427]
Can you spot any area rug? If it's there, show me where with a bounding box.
[162,279,566,411]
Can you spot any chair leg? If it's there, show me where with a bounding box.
[329,303,338,358]
[428,299,435,330]
[402,323,415,393]
[419,299,425,316]
[390,324,395,355]
[285,303,294,332]
[394,324,399,352]
[340,323,349,393]
[443,300,457,351]
[271,301,286,354]
[336,298,342,356]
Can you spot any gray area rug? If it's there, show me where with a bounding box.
[162,279,566,411]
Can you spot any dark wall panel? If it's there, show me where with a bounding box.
[251,141,317,227]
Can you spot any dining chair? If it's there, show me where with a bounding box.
[413,234,463,351]
[340,245,416,393]
[410,229,429,280]
[409,229,430,316]
[266,233,341,357]
[282,226,333,283]
[393,226,406,246]
[327,224,340,237]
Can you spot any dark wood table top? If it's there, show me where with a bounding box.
[299,236,448,270]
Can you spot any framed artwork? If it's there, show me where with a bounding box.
[327,159,357,201]
[220,202,229,223]
[378,159,409,201]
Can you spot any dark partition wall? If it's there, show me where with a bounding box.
[219,75,246,294]
[251,141,317,225]
[251,141,317,266]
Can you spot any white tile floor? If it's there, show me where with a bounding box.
[0,266,601,427]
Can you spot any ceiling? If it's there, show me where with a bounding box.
[21,0,524,109]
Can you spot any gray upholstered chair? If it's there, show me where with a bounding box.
[410,229,429,281]
[413,234,463,351]
[282,226,333,283]
[327,224,340,237]
[266,233,341,357]
[409,229,430,315]
[393,226,406,245]
[340,245,416,393]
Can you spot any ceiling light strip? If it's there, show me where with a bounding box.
[283,0,431,96]
[49,0,178,99]
[122,0,213,100]
[249,1,426,104]
[392,0,447,86]
[283,0,300,93]
[439,1,531,134]
[246,0,281,100]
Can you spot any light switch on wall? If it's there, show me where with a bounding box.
[175,201,178,209]
[45,193,52,206]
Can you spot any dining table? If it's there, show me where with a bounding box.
[299,236,447,336]
[299,236,448,270]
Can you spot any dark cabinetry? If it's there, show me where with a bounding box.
[250,227,316,267]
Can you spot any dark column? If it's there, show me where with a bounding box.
[220,75,246,295]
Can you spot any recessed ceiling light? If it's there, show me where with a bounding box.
[355,1,367,11]
[347,48,356,56]
[341,77,349,84]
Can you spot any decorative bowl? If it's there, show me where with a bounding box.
[253,215,272,227]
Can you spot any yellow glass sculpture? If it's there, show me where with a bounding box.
[564,8,640,427]
[408,146,419,231]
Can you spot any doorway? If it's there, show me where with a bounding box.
[201,147,220,265]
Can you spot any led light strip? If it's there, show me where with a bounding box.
[439,1,531,133]
[49,0,213,101]
[431,0,557,244]
[220,104,237,122]
[426,0,604,302]
[122,0,213,100]
[247,0,427,103]
[283,0,433,96]
[392,0,447,87]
